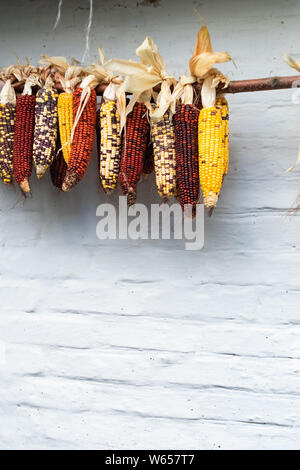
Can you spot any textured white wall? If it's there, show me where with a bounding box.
[1,0,300,450]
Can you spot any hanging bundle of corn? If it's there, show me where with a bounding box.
[120,102,150,205]
[0,67,19,184]
[89,49,125,194]
[13,69,40,193]
[189,26,231,209]
[40,56,83,165]
[33,74,58,178]
[62,75,97,191]
[103,65,150,204]
[106,36,177,201]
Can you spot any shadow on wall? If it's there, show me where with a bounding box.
[136,0,160,6]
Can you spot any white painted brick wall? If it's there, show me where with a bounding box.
[0,0,300,450]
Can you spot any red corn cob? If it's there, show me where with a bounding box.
[13,94,36,193]
[50,134,67,190]
[143,136,154,176]
[62,87,97,191]
[120,102,150,205]
[95,107,103,188]
[174,104,200,212]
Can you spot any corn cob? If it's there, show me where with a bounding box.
[0,102,15,184]
[216,96,229,178]
[50,134,67,190]
[120,102,150,205]
[98,100,121,194]
[57,92,73,164]
[198,104,225,208]
[143,137,154,175]
[33,85,58,178]
[13,94,36,193]
[151,112,176,200]
[174,104,200,211]
[62,87,97,191]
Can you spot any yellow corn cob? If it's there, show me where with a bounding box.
[216,96,229,177]
[99,100,121,193]
[57,92,73,164]
[198,105,225,208]
[151,113,176,200]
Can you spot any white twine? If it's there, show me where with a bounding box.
[81,0,93,64]
[53,0,63,30]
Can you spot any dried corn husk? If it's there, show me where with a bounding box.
[283,54,300,73]
[40,55,83,91]
[106,36,176,122]
[189,26,231,79]
[189,26,232,109]
[88,48,126,128]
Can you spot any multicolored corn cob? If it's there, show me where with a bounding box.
[151,113,177,200]
[120,102,150,205]
[50,134,67,190]
[33,86,58,179]
[174,104,200,211]
[98,100,121,194]
[57,92,73,164]
[198,104,225,209]
[62,87,97,191]
[13,94,36,193]
[216,96,229,178]
[0,102,15,184]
